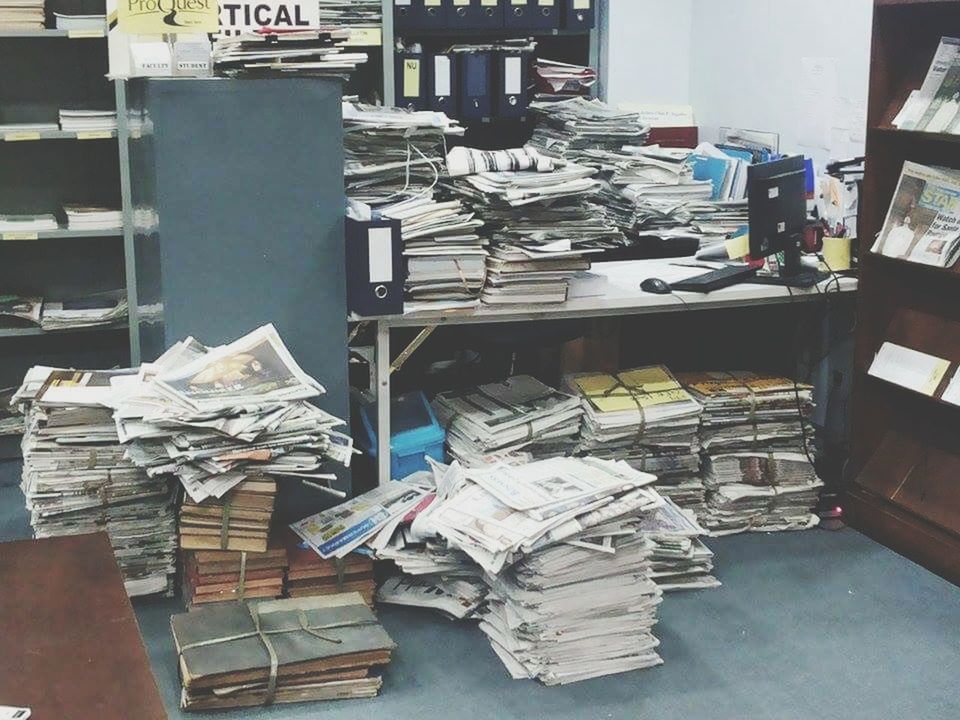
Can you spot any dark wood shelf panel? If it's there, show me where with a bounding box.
[862,250,960,280]
[870,125,960,144]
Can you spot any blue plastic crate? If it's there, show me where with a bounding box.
[357,391,446,480]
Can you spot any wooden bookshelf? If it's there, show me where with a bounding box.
[846,0,960,585]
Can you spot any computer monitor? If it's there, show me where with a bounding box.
[747,155,808,278]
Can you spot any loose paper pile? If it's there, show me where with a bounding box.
[565,366,708,518]
[532,58,598,98]
[639,498,720,592]
[528,97,649,164]
[432,375,582,466]
[680,371,822,535]
[213,28,368,77]
[14,367,177,597]
[113,324,352,506]
[171,593,396,710]
[0,0,43,30]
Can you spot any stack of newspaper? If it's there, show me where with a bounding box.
[378,195,487,307]
[62,204,122,231]
[0,213,58,233]
[679,371,822,535]
[212,28,368,77]
[528,97,649,164]
[343,102,463,206]
[564,366,708,518]
[58,109,117,133]
[0,387,23,436]
[442,148,620,305]
[639,498,720,592]
[532,58,598,98]
[318,0,380,26]
[13,366,177,597]
[432,375,582,466]
[893,37,960,134]
[0,0,44,30]
[39,291,128,331]
[870,161,960,268]
[113,324,353,504]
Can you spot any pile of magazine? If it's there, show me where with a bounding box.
[680,371,823,535]
[564,366,708,518]
[343,102,463,206]
[442,147,621,305]
[212,27,368,77]
[870,161,960,268]
[432,375,582,466]
[12,367,177,597]
[112,325,353,505]
[639,498,720,592]
[893,37,960,134]
[318,0,380,26]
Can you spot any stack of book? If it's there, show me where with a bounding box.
[171,594,396,710]
[680,371,823,535]
[564,366,708,518]
[432,375,582,466]
[179,477,277,553]
[13,367,176,596]
[285,530,375,604]
[63,205,122,231]
[182,542,287,608]
[0,0,44,30]
[58,109,117,133]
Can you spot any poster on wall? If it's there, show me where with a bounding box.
[218,0,320,36]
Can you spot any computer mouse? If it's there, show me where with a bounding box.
[640,278,672,295]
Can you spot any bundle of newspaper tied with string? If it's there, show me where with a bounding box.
[442,144,624,305]
[291,457,670,685]
[679,371,823,535]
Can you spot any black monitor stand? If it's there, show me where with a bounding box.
[747,233,830,289]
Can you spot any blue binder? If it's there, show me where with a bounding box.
[562,0,595,30]
[497,51,529,120]
[396,50,429,111]
[429,53,458,114]
[458,51,493,123]
[450,0,503,30]
[504,0,559,31]
[394,0,446,32]
[345,217,405,318]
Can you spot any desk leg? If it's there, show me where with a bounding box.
[375,320,391,486]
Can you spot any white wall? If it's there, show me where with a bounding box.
[605,0,693,107]
[604,0,874,167]
[688,0,874,166]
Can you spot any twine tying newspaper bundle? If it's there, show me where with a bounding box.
[177,606,372,706]
[220,495,234,551]
[719,371,764,448]
[234,551,248,600]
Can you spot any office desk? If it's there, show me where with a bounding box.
[0,533,167,719]
[353,259,859,487]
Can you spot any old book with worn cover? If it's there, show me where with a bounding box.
[170,592,395,710]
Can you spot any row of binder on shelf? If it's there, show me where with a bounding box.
[397,46,532,122]
[393,0,595,33]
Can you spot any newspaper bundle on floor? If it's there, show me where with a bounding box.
[12,367,177,596]
[870,161,960,268]
[639,497,720,592]
[679,371,822,535]
[563,366,708,518]
[442,146,622,305]
[893,37,960,134]
[212,27,368,77]
[112,324,353,506]
[343,102,463,206]
[431,375,582,466]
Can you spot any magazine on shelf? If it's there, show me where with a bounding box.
[871,161,960,268]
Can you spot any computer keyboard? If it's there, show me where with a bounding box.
[670,265,759,293]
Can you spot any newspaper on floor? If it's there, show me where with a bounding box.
[432,375,582,466]
[639,497,720,591]
[12,367,176,597]
[113,324,353,503]
[870,161,960,268]
[564,366,708,519]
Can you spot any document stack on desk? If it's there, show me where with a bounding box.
[13,367,177,597]
[379,195,487,306]
[442,146,618,305]
[432,375,583,466]
[343,102,463,206]
[213,27,368,77]
[564,366,708,518]
[171,594,396,710]
[0,0,44,30]
[113,325,352,505]
[639,498,720,592]
[680,371,823,535]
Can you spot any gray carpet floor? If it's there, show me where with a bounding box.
[2,459,959,720]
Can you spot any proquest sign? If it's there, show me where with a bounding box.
[118,0,220,33]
